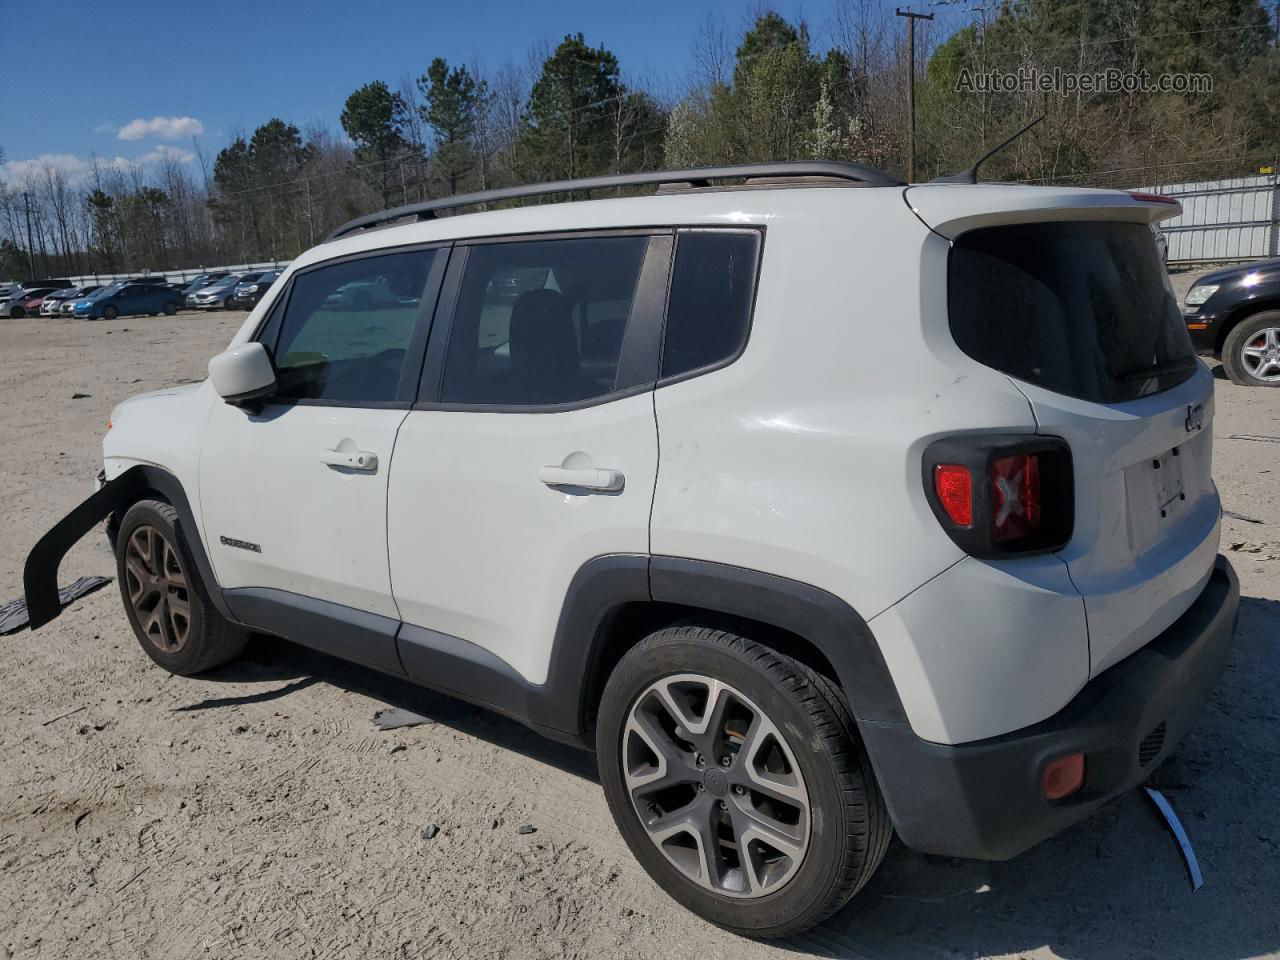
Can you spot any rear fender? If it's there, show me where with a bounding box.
[23,464,229,629]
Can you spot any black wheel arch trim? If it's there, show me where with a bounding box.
[23,464,234,629]
[645,556,908,724]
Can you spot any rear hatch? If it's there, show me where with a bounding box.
[909,185,1220,675]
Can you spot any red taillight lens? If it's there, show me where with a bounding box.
[933,464,973,527]
[991,453,1041,542]
[923,435,1072,558]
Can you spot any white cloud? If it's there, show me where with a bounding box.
[117,115,204,141]
[0,153,94,184]
[133,144,196,167]
[0,146,194,186]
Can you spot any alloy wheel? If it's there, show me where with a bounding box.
[622,674,810,898]
[1241,326,1280,382]
[124,524,192,653]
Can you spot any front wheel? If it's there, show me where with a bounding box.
[115,499,247,675]
[12,306,24,318]
[1222,311,1280,386]
[596,625,891,938]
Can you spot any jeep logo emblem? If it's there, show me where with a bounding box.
[1185,403,1204,433]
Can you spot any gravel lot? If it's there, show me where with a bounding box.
[2,281,1278,959]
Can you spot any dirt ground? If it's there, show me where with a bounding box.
[2,279,1278,960]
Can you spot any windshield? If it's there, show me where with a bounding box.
[949,221,1195,403]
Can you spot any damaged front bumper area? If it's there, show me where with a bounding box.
[23,466,156,629]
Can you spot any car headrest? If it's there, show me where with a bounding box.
[509,289,577,380]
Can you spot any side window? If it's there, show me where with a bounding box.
[661,231,761,380]
[440,235,647,406]
[269,248,437,404]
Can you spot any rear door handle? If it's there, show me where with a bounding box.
[321,449,379,472]
[539,466,624,492]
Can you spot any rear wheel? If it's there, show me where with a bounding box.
[115,500,247,675]
[12,306,24,318]
[596,625,891,938]
[103,305,118,320]
[1222,311,1280,386]
[164,302,178,315]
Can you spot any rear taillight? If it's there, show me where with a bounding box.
[932,464,973,527]
[923,435,1072,557]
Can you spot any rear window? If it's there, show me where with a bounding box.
[949,221,1195,403]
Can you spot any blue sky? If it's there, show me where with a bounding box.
[2,0,918,184]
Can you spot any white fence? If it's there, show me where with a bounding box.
[66,259,291,288]
[1138,174,1280,263]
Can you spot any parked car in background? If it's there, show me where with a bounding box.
[179,273,228,305]
[26,277,73,290]
[1184,255,1280,386]
[2,287,60,318]
[193,273,257,310]
[41,286,100,316]
[73,282,182,320]
[1152,224,1168,263]
[227,271,280,310]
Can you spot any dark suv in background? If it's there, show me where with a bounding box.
[1183,256,1280,386]
[227,271,280,310]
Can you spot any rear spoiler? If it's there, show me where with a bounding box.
[905,185,1181,240]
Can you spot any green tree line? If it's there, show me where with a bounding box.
[3,0,1279,280]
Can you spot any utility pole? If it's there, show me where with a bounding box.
[896,8,934,182]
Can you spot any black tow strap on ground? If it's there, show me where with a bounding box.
[0,576,112,635]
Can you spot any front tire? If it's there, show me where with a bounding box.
[596,625,891,938]
[115,499,247,675]
[1222,311,1280,386]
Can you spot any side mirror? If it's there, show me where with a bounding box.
[208,342,276,406]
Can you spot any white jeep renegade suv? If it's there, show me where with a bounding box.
[25,162,1239,937]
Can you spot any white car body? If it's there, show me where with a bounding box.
[101,181,1222,745]
[69,168,1236,887]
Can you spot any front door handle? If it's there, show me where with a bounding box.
[539,465,624,492]
[321,449,379,472]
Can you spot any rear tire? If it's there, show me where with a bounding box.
[1222,311,1280,387]
[164,302,177,316]
[596,625,891,938]
[12,306,24,318]
[103,305,118,320]
[115,499,247,675]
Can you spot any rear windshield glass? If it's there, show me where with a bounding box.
[949,221,1195,403]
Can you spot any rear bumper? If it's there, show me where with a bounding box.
[860,555,1238,860]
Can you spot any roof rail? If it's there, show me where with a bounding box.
[325,161,903,242]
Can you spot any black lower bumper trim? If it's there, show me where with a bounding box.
[860,555,1239,861]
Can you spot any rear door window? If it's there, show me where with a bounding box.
[948,221,1195,403]
[439,235,648,406]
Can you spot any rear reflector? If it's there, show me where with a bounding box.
[1043,753,1086,800]
[933,464,973,527]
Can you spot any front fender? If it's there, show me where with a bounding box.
[23,465,229,629]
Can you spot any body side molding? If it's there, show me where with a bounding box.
[224,587,404,676]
